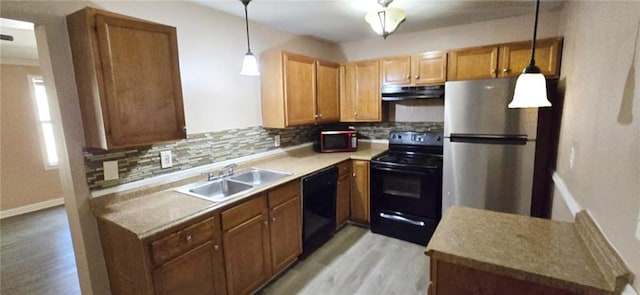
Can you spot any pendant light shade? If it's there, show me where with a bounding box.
[365,0,406,39]
[509,0,551,108]
[241,53,259,76]
[240,0,259,76]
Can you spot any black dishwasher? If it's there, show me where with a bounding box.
[301,166,337,258]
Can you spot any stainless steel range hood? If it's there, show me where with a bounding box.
[381,85,444,101]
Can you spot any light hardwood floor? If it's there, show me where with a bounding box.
[260,225,430,295]
[0,205,80,295]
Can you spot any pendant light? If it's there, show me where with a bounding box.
[365,0,406,39]
[240,0,259,76]
[508,0,551,108]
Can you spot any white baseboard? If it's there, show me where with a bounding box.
[551,172,582,216]
[0,197,64,219]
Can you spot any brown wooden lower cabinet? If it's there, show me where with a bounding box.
[350,160,370,224]
[429,259,578,295]
[153,241,222,295]
[336,161,351,227]
[221,180,302,295]
[97,214,226,295]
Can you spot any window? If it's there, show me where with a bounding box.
[29,76,58,169]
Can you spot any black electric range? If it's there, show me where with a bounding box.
[370,130,444,245]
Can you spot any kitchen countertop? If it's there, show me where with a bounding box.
[425,206,633,294]
[91,142,387,240]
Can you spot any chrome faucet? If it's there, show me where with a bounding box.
[218,163,237,178]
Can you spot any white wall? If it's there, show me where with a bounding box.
[339,9,561,61]
[0,1,343,294]
[553,1,640,291]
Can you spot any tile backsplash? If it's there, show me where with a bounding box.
[84,122,443,190]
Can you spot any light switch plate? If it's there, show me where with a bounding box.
[274,135,281,147]
[160,151,172,168]
[103,161,119,180]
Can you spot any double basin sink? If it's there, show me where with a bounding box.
[176,168,292,202]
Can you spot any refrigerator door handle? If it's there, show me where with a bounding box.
[449,134,528,145]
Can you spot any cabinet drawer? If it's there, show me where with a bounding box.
[151,217,214,265]
[222,195,266,232]
[268,180,300,208]
[337,161,351,179]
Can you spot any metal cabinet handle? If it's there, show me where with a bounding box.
[354,112,358,117]
[214,244,220,251]
[263,220,268,226]
[405,75,410,79]
[272,217,276,222]
[314,114,319,119]
[185,235,192,242]
[490,69,496,74]
[318,113,322,118]
[415,75,419,79]
[352,172,356,177]
[502,68,509,73]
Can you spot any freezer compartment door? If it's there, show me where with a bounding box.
[444,78,539,139]
[442,139,535,216]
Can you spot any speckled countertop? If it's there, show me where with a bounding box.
[425,206,633,294]
[91,143,387,240]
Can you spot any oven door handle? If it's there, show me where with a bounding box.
[379,213,425,227]
[372,165,435,175]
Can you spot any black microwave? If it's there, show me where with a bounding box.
[314,130,358,153]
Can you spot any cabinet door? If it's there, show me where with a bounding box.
[95,14,186,148]
[284,53,317,126]
[269,196,302,274]
[447,46,499,81]
[339,64,357,122]
[316,60,340,123]
[223,214,271,295]
[153,241,223,295]
[381,56,411,86]
[499,38,562,78]
[353,60,381,122]
[350,160,370,224]
[337,175,351,227]
[412,51,447,85]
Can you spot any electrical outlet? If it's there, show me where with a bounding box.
[274,135,281,147]
[103,160,119,180]
[160,151,173,168]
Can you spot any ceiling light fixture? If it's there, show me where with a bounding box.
[365,0,406,39]
[509,0,551,108]
[240,0,259,76]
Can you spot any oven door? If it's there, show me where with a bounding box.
[370,164,442,219]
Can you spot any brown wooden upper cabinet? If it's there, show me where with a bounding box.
[260,50,340,128]
[499,38,563,78]
[381,51,447,86]
[448,37,562,81]
[340,60,381,122]
[67,7,186,150]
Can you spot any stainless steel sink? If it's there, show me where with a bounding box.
[176,167,291,202]
[177,179,253,202]
[229,168,292,186]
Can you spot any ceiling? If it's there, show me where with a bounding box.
[191,0,565,43]
[0,18,38,63]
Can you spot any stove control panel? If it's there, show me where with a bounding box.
[389,131,443,146]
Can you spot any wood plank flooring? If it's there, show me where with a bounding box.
[260,225,430,295]
[0,205,80,295]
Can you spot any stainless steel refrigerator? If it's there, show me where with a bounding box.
[443,78,539,216]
